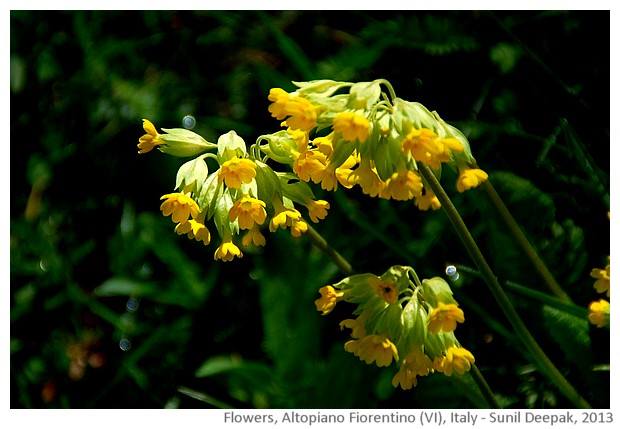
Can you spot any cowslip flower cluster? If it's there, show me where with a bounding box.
[138,80,490,261]
[260,79,488,210]
[138,120,330,261]
[588,257,610,328]
[315,265,473,390]
[587,213,610,329]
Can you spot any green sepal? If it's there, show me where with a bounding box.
[334,273,378,303]
[327,137,356,169]
[366,303,404,342]
[277,172,316,206]
[424,330,457,360]
[158,128,216,157]
[348,80,382,110]
[175,156,209,196]
[254,160,283,209]
[197,172,223,220]
[361,111,389,161]
[257,131,297,166]
[422,277,458,307]
[391,98,438,136]
[217,130,247,163]
[432,111,476,165]
[373,130,405,181]
[313,94,350,133]
[379,265,413,295]
[213,191,238,238]
[293,79,351,97]
[397,297,428,355]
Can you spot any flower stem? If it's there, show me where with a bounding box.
[417,162,591,408]
[480,179,571,303]
[470,363,501,408]
[305,225,353,275]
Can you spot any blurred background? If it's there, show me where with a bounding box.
[10,10,610,409]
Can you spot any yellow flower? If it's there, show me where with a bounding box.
[391,349,434,390]
[268,88,318,132]
[311,165,339,191]
[335,155,358,189]
[287,127,310,151]
[456,168,488,192]
[313,134,334,157]
[415,189,441,211]
[428,303,465,334]
[315,285,344,315]
[340,313,368,339]
[372,279,399,304]
[214,240,243,262]
[283,97,318,131]
[380,168,424,201]
[348,160,384,197]
[137,119,164,154]
[401,128,442,163]
[242,226,266,247]
[267,88,290,119]
[218,157,257,189]
[332,111,371,142]
[293,149,328,182]
[433,356,445,372]
[424,137,465,169]
[228,195,267,230]
[588,299,610,328]
[441,346,475,376]
[269,206,301,232]
[391,367,418,390]
[160,193,200,224]
[289,218,309,237]
[268,204,307,237]
[591,263,610,297]
[306,199,330,223]
[175,219,211,245]
[345,334,399,367]
[311,156,357,192]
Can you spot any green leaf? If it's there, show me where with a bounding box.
[542,305,591,372]
[94,277,205,309]
[94,277,149,296]
[195,355,272,380]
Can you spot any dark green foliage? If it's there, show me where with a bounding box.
[10,10,609,409]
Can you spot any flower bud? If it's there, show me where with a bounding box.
[158,127,216,157]
[257,131,297,165]
[348,80,382,110]
[217,130,248,162]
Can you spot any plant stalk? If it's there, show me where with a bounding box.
[418,162,590,408]
[480,179,571,303]
[305,225,354,275]
[470,363,501,408]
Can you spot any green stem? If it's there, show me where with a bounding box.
[454,264,587,319]
[480,179,571,303]
[305,225,354,275]
[470,363,501,409]
[418,162,591,408]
